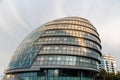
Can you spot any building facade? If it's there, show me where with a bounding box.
[4,17,102,80]
[99,54,116,73]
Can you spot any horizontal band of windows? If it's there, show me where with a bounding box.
[36,44,100,53]
[44,44,101,55]
[34,55,98,63]
[33,61,98,70]
[41,29,101,43]
[38,53,100,62]
[42,29,100,43]
[33,55,99,69]
[45,23,99,36]
[40,29,100,43]
[38,45,100,60]
[37,54,101,63]
[39,35,101,48]
[54,17,91,24]
[50,19,94,31]
[33,64,98,70]
[46,19,96,32]
[34,37,101,51]
[40,24,99,37]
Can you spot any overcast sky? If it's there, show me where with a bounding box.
[0,0,120,75]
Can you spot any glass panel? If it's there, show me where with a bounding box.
[33,55,99,69]
[8,26,43,70]
[39,45,100,60]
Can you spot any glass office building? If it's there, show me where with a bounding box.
[4,17,102,80]
[99,54,116,73]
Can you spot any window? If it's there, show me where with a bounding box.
[41,57,44,61]
[57,57,61,60]
[55,46,59,50]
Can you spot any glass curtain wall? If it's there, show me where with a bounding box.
[13,69,95,80]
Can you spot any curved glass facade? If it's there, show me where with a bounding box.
[33,55,98,69]
[6,69,96,80]
[38,45,100,60]
[7,26,44,69]
[5,17,102,80]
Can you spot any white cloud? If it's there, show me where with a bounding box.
[0,51,9,74]
[0,0,35,33]
[53,0,66,17]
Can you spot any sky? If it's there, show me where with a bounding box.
[0,0,120,75]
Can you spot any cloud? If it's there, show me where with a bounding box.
[0,51,9,74]
[53,0,66,17]
[0,0,34,33]
[0,15,11,32]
